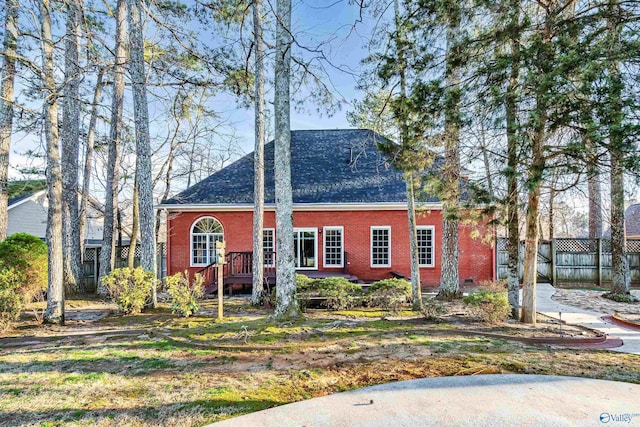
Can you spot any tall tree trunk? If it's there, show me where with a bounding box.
[80,69,104,259]
[251,0,265,306]
[548,187,555,240]
[394,0,422,309]
[521,90,547,324]
[437,3,462,300]
[607,3,630,295]
[521,8,554,325]
[406,175,422,309]
[0,0,18,242]
[99,0,127,292]
[587,166,602,239]
[41,0,65,325]
[62,0,82,292]
[505,0,521,318]
[127,0,157,306]
[273,0,298,319]
[128,179,139,268]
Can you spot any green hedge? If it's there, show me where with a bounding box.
[297,276,362,311]
[463,291,510,323]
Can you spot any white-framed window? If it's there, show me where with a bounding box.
[371,226,391,267]
[323,226,344,268]
[263,228,275,267]
[190,217,224,266]
[417,226,435,267]
[294,228,318,270]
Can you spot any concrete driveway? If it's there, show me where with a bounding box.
[209,375,640,427]
[535,283,640,354]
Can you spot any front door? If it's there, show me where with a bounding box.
[294,228,317,270]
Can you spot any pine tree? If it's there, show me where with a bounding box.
[437,1,463,300]
[251,0,266,306]
[0,0,18,242]
[41,0,65,324]
[127,0,157,305]
[61,0,83,291]
[99,0,127,290]
[273,0,299,319]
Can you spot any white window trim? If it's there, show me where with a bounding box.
[323,226,344,268]
[417,225,436,267]
[189,216,224,267]
[294,227,318,270]
[370,226,391,268]
[263,228,276,267]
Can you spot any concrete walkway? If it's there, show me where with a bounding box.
[535,283,640,355]
[210,375,640,427]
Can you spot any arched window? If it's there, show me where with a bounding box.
[191,217,224,266]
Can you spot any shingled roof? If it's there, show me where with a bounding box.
[626,204,640,237]
[165,129,443,206]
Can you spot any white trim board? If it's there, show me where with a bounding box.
[7,190,47,211]
[158,202,444,212]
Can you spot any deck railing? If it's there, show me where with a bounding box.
[196,251,277,287]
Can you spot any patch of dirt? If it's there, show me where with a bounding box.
[380,299,598,338]
[270,338,434,370]
[552,288,640,315]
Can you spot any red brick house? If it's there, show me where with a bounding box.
[159,129,495,291]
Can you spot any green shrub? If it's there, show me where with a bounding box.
[0,233,47,303]
[603,292,639,303]
[366,278,411,314]
[296,274,313,292]
[298,277,362,311]
[166,271,204,317]
[463,291,510,323]
[100,267,156,314]
[422,297,447,321]
[0,287,22,331]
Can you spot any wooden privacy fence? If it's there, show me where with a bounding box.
[496,238,640,286]
[82,243,168,292]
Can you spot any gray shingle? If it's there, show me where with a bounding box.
[165,129,442,205]
[626,204,640,237]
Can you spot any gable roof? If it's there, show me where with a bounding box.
[164,129,442,206]
[8,180,48,209]
[626,204,640,237]
[8,190,47,210]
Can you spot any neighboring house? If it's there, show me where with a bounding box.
[601,203,640,239]
[7,188,121,246]
[159,129,495,290]
[8,186,136,290]
[626,204,640,239]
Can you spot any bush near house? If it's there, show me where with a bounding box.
[0,268,24,331]
[0,232,47,303]
[366,278,411,314]
[297,276,362,311]
[101,267,156,314]
[463,291,510,323]
[166,270,204,317]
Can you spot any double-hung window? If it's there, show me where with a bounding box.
[263,228,275,267]
[323,226,343,268]
[370,226,391,267]
[416,226,435,267]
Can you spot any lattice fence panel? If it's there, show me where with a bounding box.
[555,238,595,253]
[627,239,640,253]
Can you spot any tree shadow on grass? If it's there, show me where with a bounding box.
[0,397,282,426]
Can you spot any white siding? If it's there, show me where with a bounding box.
[7,194,48,238]
[8,192,105,241]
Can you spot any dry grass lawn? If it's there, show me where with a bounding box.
[1,297,639,426]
